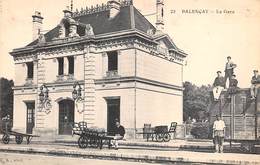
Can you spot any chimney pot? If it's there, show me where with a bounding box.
[156,0,164,31]
[32,11,44,41]
[107,0,121,18]
[63,6,73,18]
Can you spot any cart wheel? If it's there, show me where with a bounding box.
[156,133,164,142]
[78,136,88,148]
[163,133,171,142]
[15,135,23,144]
[2,134,10,144]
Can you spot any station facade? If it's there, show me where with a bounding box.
[10,0,187,139]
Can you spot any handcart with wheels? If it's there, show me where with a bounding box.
[72,121,114,149]
[137,122,177,142]
[1,116,39,144]
[1,130,39,144]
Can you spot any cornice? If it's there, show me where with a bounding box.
[95,76,183,91]
[10,30,186,64]
[13,80,84,92]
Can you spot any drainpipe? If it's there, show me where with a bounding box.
[134,49,137,139]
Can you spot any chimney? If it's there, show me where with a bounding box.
[107,0,121,18]
[63,6,73,18]
[156,0,164,31]
[32,11,44,41]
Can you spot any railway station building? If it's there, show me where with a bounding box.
[10,0,187,139]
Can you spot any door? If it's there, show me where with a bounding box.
[106,98,120,135]
[26,102,35,134]
[59,100,74,135]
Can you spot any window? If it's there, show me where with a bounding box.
[68,56,74,75]
[107,51,118,71]
[26,62,34,79]
[161,8,164,17]
[57,58,64,75]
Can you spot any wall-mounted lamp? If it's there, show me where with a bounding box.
[72,82,83,101]
[38,84,52,113]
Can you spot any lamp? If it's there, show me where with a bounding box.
[38,84,52,113]
[72,82,83,101]
[39,90,44,103]
[72,88,78,100]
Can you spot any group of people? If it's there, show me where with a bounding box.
[212,56,260,101]
[212,56,260,153]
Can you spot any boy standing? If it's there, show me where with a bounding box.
[213,115,226,153]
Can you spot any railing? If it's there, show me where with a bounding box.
[56,75,64,82]
[56,74,75,82]
[105,70,119,78]
[25,78,33,86]
[67,74,75,81]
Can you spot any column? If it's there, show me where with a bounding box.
[84,47,96,126]
[35,56,46,130]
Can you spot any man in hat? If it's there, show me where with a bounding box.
[111,119,125,149]
[213,71,225,101]
[228,74,238,94]
[250,70,260,99]
[224,56,237,88]
[213,115,226,153]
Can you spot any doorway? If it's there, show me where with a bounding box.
[106,98,120,135]
[58,99,74,135]
[26,102,35,134]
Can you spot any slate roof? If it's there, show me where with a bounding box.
[27,5,156,47]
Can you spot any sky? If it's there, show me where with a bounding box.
[0,0,259,87]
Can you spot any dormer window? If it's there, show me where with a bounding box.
[26,62,34,79]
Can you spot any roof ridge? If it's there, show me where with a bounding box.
[72,0,133,18]
[73,4,110,18]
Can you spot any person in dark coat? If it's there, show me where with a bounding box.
[112,119,125,149]
[250,70,260,99]
[224,56,237,88]
[213,71,225,101]
[228,74,238,94]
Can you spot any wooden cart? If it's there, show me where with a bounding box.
[72,122,114,149]
[137,122,177,142]
[1,130,39,144]
[1,117,39,144]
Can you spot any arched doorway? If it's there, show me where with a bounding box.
[58,99,74,135]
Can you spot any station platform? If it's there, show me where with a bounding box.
[0,138,259,165]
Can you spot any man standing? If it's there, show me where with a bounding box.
[112,119,125,149]
[224,56,237,88]
[213,71,225,101]
[250,70,260,99]
[213,115,225,153]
